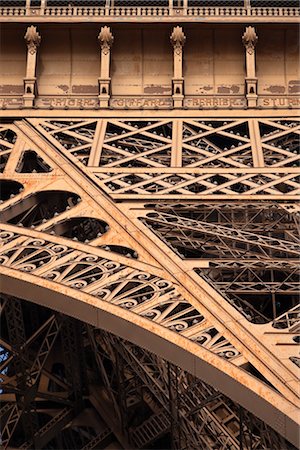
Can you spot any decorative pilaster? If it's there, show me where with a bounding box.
[242,26,258,108]
[25,0,31,14]
[170,26,186,108]
[98,26,114,108]
[40,0,46,14]
[23,26,41,108]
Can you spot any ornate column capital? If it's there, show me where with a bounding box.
[24,26,41,55]
[170,26,186,54]
[242,26,258,54]
[98,26,114,55]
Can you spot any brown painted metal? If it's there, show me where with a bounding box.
[0,4,299,449]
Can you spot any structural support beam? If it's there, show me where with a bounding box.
[242,26,258,108]
[98,26,114,109]
[23,25,41,108]
[170,26,186,109]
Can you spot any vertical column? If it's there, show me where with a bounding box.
[171,120,183,167]
[170,26,186,108]
[40,0,46,14]
[98,26,114,108]
[242,26,258,108]
[249,119,265,167]
[23,25,41,108]
[26,0,31,14]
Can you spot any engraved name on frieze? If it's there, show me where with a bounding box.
[184,97,247,108]
[258,96,300,107]
[110,97,173,108]
[35,97,99,108]
[1,95,299,109]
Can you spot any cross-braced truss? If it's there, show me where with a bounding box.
[0,115,299,448]
[141,202,300,324]
[31,117,300,199]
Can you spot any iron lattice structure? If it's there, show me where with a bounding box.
[0,115,299,449]
[0,296,293,450]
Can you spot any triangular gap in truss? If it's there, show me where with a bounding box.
[100,146,172,168]
[182,120,249,138]
[35,119,98,166]
[186,132,249,151]
[258,121,287,139]
[106,120,173,140]
[261,131,300,167]
[182,120,235,137]
[259,119,300,138]
[0,125,17,173]
[262,144,300,167]
[275,120,300,128]
[182,140,253,168]
[16,149,53,173]
[0,126,58,176]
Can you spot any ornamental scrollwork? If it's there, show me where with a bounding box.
[43,255,124,289]
[93,271,175,308]
[141,298,206,332]
[0,239,71,272]
[193,327,240,360]
[24,25,41,55]
[242,26,258,55]
[98,26,114,55]
[0,231,17,247]
[170,26,186,55]
[0,226,242,363]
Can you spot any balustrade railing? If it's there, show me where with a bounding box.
[0,1,299,18]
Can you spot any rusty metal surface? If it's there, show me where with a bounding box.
[0,7,299,449]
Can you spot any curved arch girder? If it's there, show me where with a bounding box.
[0,224,299,447]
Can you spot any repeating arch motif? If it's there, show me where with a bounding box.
[0,225,241,362]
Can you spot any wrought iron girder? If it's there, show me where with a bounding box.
[87,326,121,423]
[100,333,287,450]
[107,336,237,449]
[144,212,300,256]
[213,281,299,294]
[0,222,299,442]
[20,408,74,450]
[29,315,62,385]
[1,311,62,448]
[206,259,300,271]
[0,116,299,448]
[61,319,86,406]
[80,428,113,450]
[31,117,300,199]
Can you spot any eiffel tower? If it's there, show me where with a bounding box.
[0,1,299,449]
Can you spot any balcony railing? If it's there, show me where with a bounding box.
[0,0,299,19]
